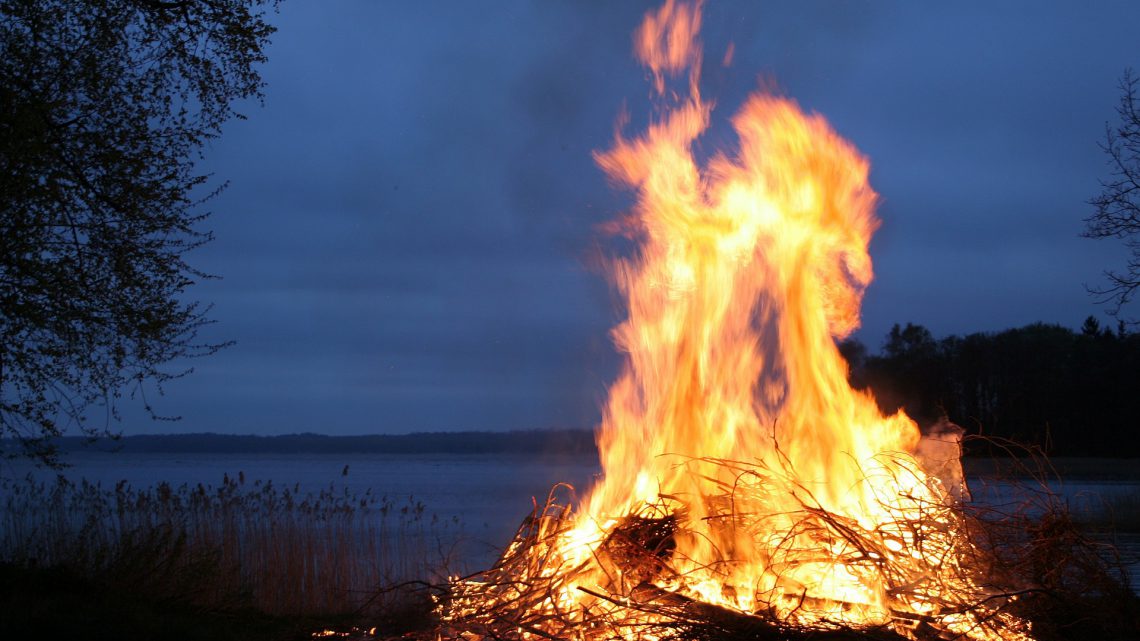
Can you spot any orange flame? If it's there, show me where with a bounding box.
[568,1,1025,636]
[589,0,913,532]
[446,3,1031,639]
[634,0,703,97]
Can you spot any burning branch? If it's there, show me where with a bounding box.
[439,453,1038,641]
[424,2,1091,640]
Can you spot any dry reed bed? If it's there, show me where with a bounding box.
[0,473,463,617]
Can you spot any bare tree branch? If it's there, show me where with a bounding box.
[1084,68,1140,319]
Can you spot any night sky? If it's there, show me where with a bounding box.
[126,2,1140,436]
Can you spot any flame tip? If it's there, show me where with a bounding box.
[443,2,1031,639]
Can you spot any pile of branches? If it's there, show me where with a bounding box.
[428,455,1137,641]
[958,445,1140,640]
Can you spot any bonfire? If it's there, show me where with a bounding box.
[439,2,1045,640]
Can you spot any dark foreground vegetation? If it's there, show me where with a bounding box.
[0,475,460,641]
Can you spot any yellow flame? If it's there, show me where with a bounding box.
[447,3,1032,639]
[570,1,1026,637]
[583,0,921,572]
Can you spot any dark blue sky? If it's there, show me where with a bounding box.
[126,2,1140,436]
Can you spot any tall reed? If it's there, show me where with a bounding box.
[0,473,464,617]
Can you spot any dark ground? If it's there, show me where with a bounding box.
[0,563,336,641]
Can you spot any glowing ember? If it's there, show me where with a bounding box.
[443,2,1032,639]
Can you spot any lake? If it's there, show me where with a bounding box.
[5,451,1138,586]
[3,450,601,567]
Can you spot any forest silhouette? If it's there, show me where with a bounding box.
[29,317,1140,460]
[842,317,1140,457]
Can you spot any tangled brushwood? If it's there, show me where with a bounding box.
[431,453,1135,641]
[369,3,1139,639]
[438,454,1036,641]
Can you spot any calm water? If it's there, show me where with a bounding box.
[4,451,602,563]
[6,451,1137,585]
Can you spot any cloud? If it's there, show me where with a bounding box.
[124,1,1140,436]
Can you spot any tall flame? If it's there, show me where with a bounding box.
[446,3,1030,639]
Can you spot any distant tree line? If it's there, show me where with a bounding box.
[11,429,599,458]
[840,318,1140,457]
[11,317,1136,461]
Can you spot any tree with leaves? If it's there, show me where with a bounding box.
[1085,68,1140,320]
[1,0,278,465]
